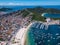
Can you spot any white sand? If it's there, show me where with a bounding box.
[11,23,32,45]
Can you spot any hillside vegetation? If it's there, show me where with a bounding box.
[1,6,60,21]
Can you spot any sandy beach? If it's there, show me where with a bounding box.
[11,23,32,45]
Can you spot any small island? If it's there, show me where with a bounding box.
[0,8,12,11]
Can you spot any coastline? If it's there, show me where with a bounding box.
[24,23,33,45]
[0,5,60,45]
[11,23,33,45]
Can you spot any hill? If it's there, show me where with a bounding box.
[1,6,60,21]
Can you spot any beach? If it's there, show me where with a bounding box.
[10,23,32,45]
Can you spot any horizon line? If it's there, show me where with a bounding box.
[0,2,60,6]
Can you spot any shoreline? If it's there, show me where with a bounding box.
[24,23,33,45]
[11,23,33,45]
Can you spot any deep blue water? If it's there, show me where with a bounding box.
[42,5,60,10]
[43,13,60,18]
[0,6,36,13]
[0,5,60,13]
[26,22,60,45]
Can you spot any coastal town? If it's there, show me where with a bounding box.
[0,6,60,45]
[0,0,60,44]
[0,9,33,45]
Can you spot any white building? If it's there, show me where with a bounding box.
[46,18,51,22]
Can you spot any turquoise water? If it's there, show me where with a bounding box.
[43,13,60,18]
[27,22,60,45]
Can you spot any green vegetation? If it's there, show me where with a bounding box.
[21,10,29,17]
[21,7,60,21]
[1,6,60,21]
[0,38,4,41]
[31,13,45,21]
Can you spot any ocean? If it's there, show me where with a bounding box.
[0,6,36,13]
[42,13,60,18]
[0,5,60,45]
[26,22,60,45]
[0,5,60,13]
